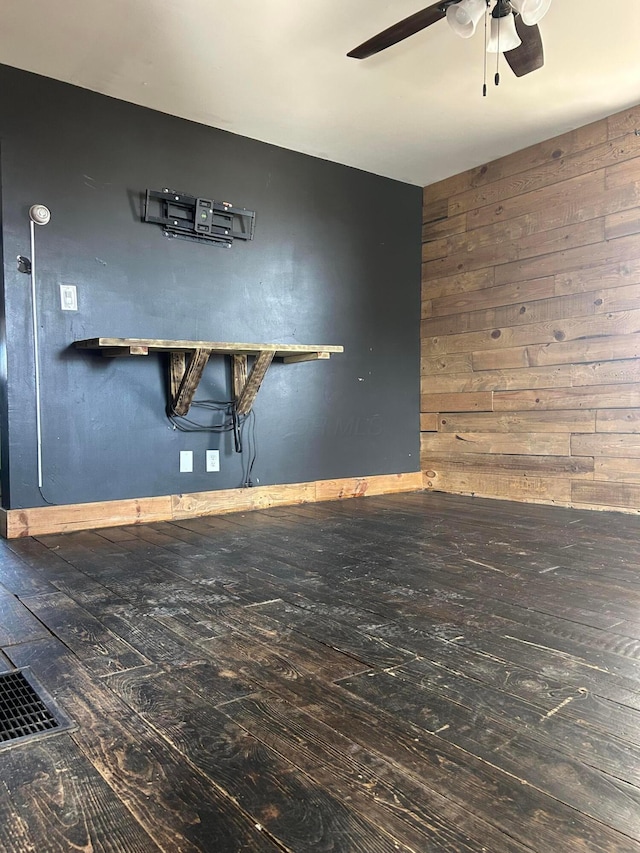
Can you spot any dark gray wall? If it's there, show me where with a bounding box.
[0,65,421,509]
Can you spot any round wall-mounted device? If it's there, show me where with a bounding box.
[29,204,51,226]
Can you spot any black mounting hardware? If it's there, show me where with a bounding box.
[17,255,31,274]
[144,189,256,248]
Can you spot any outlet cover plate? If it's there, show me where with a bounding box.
[206,450,220,472]
[179,450,193,473]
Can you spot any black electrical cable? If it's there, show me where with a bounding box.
[232,409,242,453]
[167,397,237,432]
[239,414,250,486]
[168,414,236,432]
[238,409,258,488]
[165,396,259,487]
[246,409,258,487]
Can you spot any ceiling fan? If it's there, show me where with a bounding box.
[347,0,550,82]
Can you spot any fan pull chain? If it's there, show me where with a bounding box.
[482,2,488,96]
[495,10,501,86]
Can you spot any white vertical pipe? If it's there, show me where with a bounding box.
[29,218,44,488]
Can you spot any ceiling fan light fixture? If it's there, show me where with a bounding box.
[446,0,487,39]
[487,12,521,52]
[510,0,552,25]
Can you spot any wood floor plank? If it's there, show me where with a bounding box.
[0,591,51,647]
[0,738,163,852]
[5,637,283,853]
[197,623,366,688]
[249,595,640,782]
[332,579,640,710]
[453,627,640,710]
[223,691,532,853]
[364,547,640,633]
[213,607,368,681]
[96,602,213,666]
[20,591,148,676]
[4,492,640,853]
[365,619,640,749]
[339,669,640,839]
[104,666,416,853]
[244,671,640,852]
[0,778,37,853]
[246,599,414,670]
[338,570,640,670]
[140,596,635,849]
[0,544,57,596]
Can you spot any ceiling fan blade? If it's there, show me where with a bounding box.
[347,2,448,60]
[504,16,544,76]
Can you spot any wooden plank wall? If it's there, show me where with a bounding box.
[421,103,640,513]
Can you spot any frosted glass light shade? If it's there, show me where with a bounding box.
[511,0,552,25]
[446,0,487,39]
[487,12,522,52]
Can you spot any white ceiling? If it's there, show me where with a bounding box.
[2,1,639,186]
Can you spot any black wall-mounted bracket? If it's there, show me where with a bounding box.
[144,188,256,248]
[17,255,32,274]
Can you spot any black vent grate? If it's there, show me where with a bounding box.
[0,668,74,749]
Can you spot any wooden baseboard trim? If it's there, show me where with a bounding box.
[1,472,423,538]
[422,473,640,515]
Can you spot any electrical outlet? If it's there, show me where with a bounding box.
[60,284,78,311]
[179,450,193,473]
[206,450,220,472]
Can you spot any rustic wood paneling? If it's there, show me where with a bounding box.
[421,352,474,375]
[420,413,439,432]
[421,104,640,513]
[495,232,640,287]
[593,456,640,484]
[571,434,640,458]
[421,432,571,457]
[437,410,596,434]
[421,392,493,413]
[423,453,593,479]
[597,408,640,433]
[447,138,638,217]
[428,277,556,319]
[421,365,574,394]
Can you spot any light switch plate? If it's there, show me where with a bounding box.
[60,284,78,311]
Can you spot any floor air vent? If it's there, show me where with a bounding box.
[0,668,75,750]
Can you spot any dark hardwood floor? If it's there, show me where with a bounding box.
[1,491,640,852]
